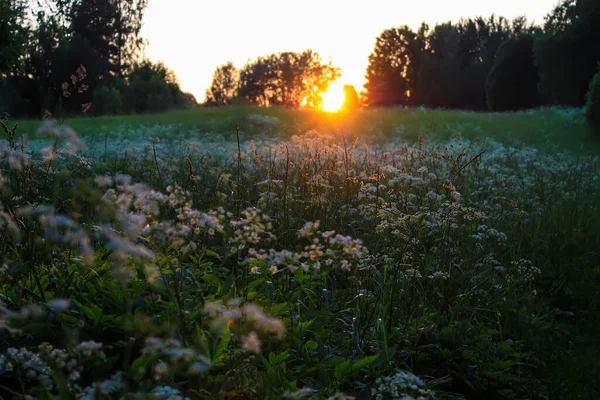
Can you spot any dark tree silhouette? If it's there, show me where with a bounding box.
[239,50,340,108]
[535,0,600,106]
[125,60,191,113]
[365,16,538,110]
[363,26,420,107]
[0,0,28,76]
[415,23,464,108]
[69,0,147,77]
[205,62,239,105]
[486,35,540,111]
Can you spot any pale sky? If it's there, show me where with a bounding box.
[141,0,558,103]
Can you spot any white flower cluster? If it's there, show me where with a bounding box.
[0,340,106,393]
[471,224,507,245]
[508,259,542,283]
[0,139,31,171]
[371,370,436,400]
[245,221,368,274]
[203,300,285,353]
[230,207,275,251]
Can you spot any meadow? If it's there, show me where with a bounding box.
[0,106,599,399]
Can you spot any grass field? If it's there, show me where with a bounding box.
[11,105,595,150]
[1,106,599,399]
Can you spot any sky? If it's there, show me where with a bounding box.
[140,0,558,103]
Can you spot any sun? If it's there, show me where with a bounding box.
[321,82,345,112]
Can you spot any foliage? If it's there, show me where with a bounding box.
[67,0,148,76]
[486,35,540,111]
[534,0,600,106]
[0,0,193,117]
[364,16,538,110]
[363,26,421,107]
[0,113,598,398]
[205,62,239,106]
[0,0,29,76]
[239,50,340,109]
[91,85,124,116]
[585,72,600,139]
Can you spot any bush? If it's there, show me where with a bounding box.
[0,76,43,117]
[90,85,123,116]
[126,60,184,113]
[486,35,540,111]
[585,71,600,139]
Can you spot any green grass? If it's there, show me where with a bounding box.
[11,106,595,151]
[1,106,599,399]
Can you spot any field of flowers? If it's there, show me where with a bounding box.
[1,110,599,399]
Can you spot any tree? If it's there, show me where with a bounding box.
[239,50,340,109]
[486,35,540,111]
[113,0,148,75]
[62,0,147,77]
[125,59,191,113]
[363,26,420,107]
[415,16,534,110]
[239,55,278,106]
[91,85,123,115]
[544,0,577,33]
[205,62,239,105]
[0,0,28,77]
[414,23,465,108]
[535,0,600,106]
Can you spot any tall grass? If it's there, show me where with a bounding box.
[0,112,598,399]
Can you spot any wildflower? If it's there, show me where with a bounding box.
[241,331,262,353]
[95,175,113,187]
[78,341,105,360]
[298,220,320,237]
[428,271,450,280]
[40,146,56,162]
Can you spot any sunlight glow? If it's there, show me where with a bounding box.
[321,83,345,112]
[141,0,556,102]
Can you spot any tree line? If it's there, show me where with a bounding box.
[206,0,600,116]
[362,0,600,112]
[0,0,195,118]
[1,0,600,119]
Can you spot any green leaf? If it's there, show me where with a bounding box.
[213,326,232,362]
[334,354,379,381]
[72,299,102,321]
[205,249,219,257]
[130,353,161,377]
[304,340,318,350]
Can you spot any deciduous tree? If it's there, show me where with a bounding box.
[205,62,239,105]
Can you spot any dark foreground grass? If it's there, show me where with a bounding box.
[11,106,596,151]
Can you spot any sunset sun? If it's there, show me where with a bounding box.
[321,82,345,112]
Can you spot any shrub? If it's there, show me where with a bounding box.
[0,76,43,117]
[90,85,123,116]
[586,72,600,140]
[128,76,173,113]
[486,35,540,111]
